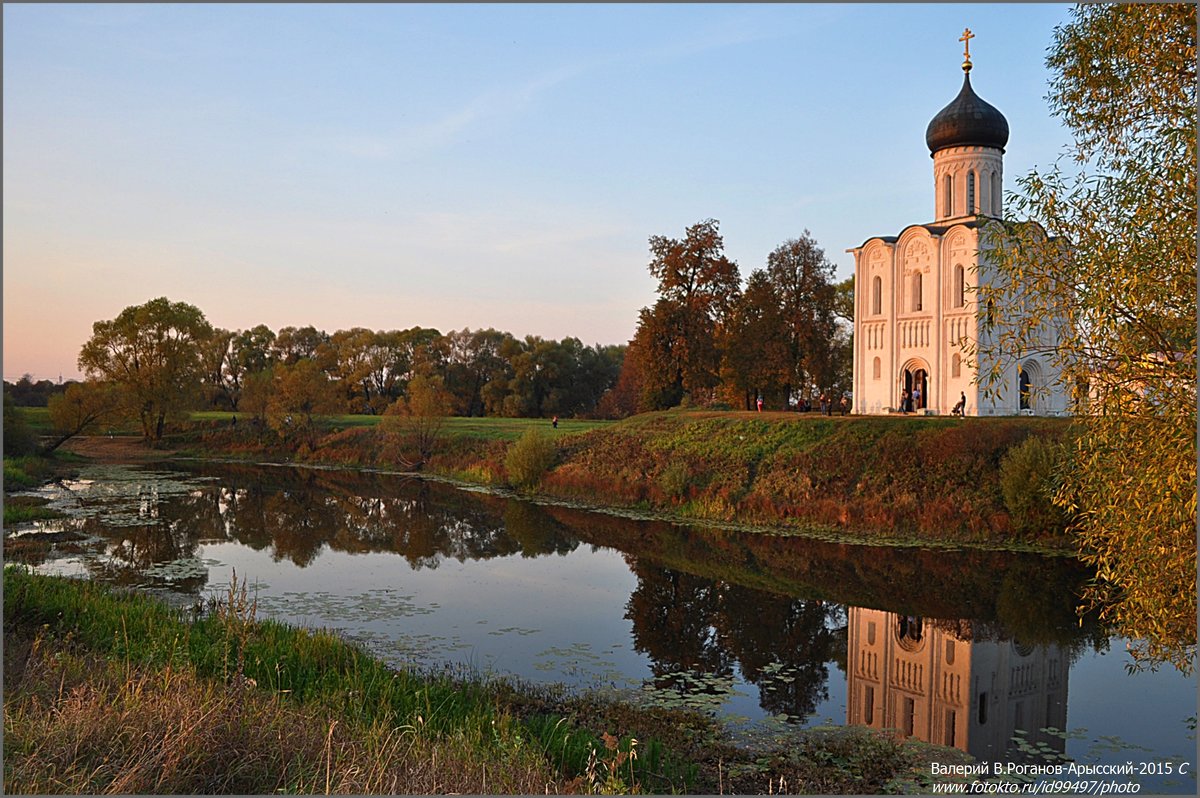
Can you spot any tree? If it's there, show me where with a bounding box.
[766,233,838,402]
[629,300,688,411]
[719,270,790,409]
[444,328,516,417]
[326,327,378,413]
[271,325,329,366]
[833,276,855,326]
[573,342,624,417]
[44,380,123,453]
[78,298,214,444]
[239,367,275,428]
[597,339,647,419]
[380,373,450,469]
[265,359,344,449]
[360,329,409,413]
[5,375,66,407]
[639,219,741,404]
[224,324,278,411]
[975,4,1196,671]
[199,327,236,409]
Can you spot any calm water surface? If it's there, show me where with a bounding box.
[10,461,1196,792]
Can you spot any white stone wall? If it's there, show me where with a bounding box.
[849,136,1069,416]
[852,223,983,415]
[933,145,1004,220]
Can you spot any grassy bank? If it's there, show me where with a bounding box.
[177,409,1072,550]
[4,568,967,794]
[3,450,87,525]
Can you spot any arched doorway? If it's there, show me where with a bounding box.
[900,359,930,412]
[1019,359,1043,412]
[896,615,925,651]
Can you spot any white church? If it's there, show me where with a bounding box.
[849,31,1068,417]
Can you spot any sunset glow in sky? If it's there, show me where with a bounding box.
[3,3,1076,382]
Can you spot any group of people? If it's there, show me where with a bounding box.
[816,392,850,416]
[898,385,923,413]
[898,389,968,416]
[754,394,851,415]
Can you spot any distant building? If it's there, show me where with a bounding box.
[848,31,1068,416]
[845,607,1069,762]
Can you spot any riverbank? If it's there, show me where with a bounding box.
[169,409,1074,552]
[4,567,970,794]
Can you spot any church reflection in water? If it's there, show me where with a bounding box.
[846,607,1068,760]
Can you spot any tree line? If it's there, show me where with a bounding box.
[29,297,623,447]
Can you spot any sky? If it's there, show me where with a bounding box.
[3,3,1078,383]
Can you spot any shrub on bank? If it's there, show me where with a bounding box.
[504,429,558,490]
[999,433,1068,537]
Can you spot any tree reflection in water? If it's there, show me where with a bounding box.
[626,560,845,720]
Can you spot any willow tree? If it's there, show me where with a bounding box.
[78,298,214,444]
[976,5,1196,671]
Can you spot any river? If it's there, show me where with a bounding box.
[8,460,1196,793]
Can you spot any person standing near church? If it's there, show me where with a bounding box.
[912,385,922,411]
[900,388,909,413]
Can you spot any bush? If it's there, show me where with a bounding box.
[505,428,558,490]
[999,434,1067,535]
[658,461,691,501]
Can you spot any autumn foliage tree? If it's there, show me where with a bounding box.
[719,270,790,409]
[45,381,122,453]
[638,219,741,406]
[265,358,344,449]
[380,373,450,469]
[78,297,214,444]
[767,233,841,401]
[976,4,1196,671]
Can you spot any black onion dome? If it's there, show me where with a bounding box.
[925,72,1009,155]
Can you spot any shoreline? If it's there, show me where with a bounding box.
[69,409,1076,557]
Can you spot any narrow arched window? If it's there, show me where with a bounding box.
[913,272,923,312]
[943,174,953,217]
[873,357,881,380]
[953,264,965,308]
[993,173,1002,216]
[952,353,962,379]
[872,275,882,316]
[967,171,976,214]
[979,172,989,214]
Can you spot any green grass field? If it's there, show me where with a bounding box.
[189,411,613,441]
[15,406,145,436]
[13,406,52,434]
[15,407,612,448]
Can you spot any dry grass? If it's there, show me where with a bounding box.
[3,632,561,795]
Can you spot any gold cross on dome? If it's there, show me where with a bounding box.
[959,28,975,63]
